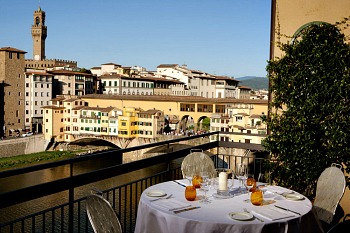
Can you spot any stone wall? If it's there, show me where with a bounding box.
[0,135,46,158]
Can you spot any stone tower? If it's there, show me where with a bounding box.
[31,7,47,60]
[0,47,27,137]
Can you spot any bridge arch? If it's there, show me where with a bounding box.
[197,116,210,132]
[67,137,120,152]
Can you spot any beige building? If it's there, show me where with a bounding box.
[136,109,165,138]
[90,63,136,77]
[49,69,95,96]
[81,94,267,133]
[270,0,350,60]
[0,47,27,137]
[238,86,251,100]
[42,94,267,145]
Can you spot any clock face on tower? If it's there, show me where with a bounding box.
[34,55,40,61]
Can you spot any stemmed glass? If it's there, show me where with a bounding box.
[236,163,248,193]
[183,165,196,185]
[199,171,210,203]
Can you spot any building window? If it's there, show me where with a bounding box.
[180,103,195,112]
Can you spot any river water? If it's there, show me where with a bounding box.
[0,156,167,225]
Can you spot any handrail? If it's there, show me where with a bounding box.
[0,134,218,209]
[0,132,267,232]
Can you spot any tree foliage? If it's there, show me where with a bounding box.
[263,22,350,199]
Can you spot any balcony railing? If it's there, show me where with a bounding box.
[0,132,267,233]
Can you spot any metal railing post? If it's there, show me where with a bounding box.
[68,162,74,233]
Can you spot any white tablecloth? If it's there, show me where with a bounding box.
[135,180,323,233]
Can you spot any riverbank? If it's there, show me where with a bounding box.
[0,151,77,171]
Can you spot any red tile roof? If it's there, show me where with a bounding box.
[0,47,27,53]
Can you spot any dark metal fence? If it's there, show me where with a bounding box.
[0,132,267,233]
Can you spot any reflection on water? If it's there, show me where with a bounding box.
[0,156,166,224]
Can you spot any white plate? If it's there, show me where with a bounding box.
[146,190,166,197]
[229,212,254,221]
[284,193,305,201]
[213,193,234,199]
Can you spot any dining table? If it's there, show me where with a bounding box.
[134,179,323,233]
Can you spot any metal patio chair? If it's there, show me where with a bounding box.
[181,149,216,178]
[313,163,346,227]
[86,193,122,233]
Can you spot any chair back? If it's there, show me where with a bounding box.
[86,194,122,233]
[181,149,215,178]
[313,163,346,224]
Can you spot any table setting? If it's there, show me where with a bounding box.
[135,170,323,233]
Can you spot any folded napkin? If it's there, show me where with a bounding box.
[252,206,296,221]
[152,199,191,211]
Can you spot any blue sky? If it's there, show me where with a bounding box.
[0,0,271,78]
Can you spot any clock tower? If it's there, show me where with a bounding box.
[31,7,47,60]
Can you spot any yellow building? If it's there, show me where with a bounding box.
[119,107,139,139]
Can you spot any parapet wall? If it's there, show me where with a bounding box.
[0,135,46,158]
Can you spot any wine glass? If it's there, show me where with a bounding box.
[199,171,210,203]
[183,165,196,185]
[235,163,247,192]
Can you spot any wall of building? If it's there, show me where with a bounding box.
[273,0,350,59]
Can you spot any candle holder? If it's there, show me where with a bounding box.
[214,168,233,198]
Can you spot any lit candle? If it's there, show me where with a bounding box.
[219,172,228,191]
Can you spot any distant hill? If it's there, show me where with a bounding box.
[236,76,269,90]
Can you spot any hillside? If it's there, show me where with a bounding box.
[236,76,269,90]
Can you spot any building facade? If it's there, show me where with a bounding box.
[50,69,95,97]
[24,69,53,132]
[0,47,27,137]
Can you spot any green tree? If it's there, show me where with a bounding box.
[263,22,350,199]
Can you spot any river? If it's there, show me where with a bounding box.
[0,156,167,225]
